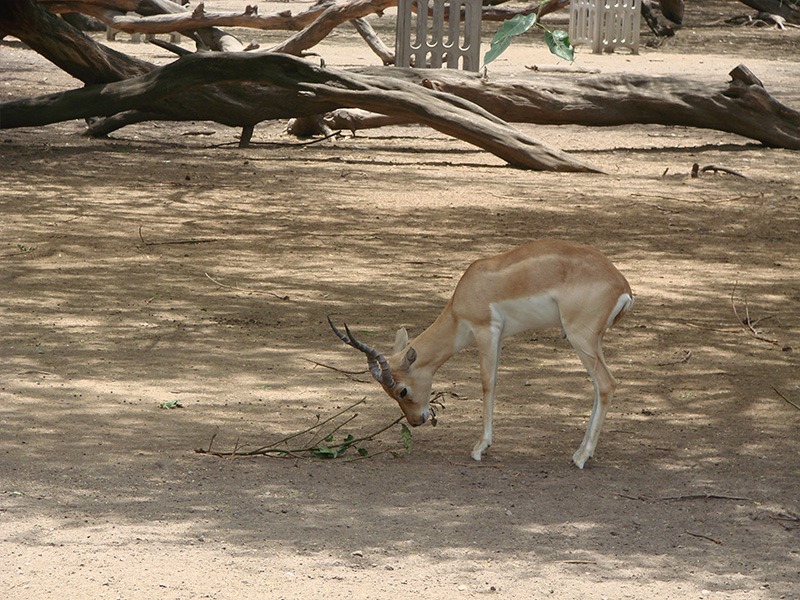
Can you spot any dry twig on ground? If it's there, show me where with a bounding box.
[684,530,722,544]
[772,386,800,411]
[730,282,780,345]
[138,225,220,246]
[691,163,749,178]
[204,272,290,300]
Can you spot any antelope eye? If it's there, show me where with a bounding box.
[399,388,408,399]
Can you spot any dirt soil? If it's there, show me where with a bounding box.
[1,2,799,598]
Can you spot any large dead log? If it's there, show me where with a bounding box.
[0,51,599,172]
[5,0,799,163]
[334,65,800,150]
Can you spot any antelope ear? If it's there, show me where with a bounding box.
[402,347,417,369]
[393,327,409,354]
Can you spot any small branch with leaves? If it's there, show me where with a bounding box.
[195,398,412,460]
[484,2,574,67]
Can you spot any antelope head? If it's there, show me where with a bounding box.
[328,317,431,426]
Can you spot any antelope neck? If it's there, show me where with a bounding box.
[403,304,467,373]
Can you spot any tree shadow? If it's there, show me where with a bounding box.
[1,130,798,597]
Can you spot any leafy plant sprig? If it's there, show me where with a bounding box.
[195,398,411,460]
[311,432,369,459]
[484,8,574,66]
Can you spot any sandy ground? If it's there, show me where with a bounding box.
[1,1,799,598]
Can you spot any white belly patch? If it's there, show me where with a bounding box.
[491,294,562,338]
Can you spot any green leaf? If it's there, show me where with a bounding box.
[484,14,538,66]
[544,29,574,62]
[400,424,413,452]
[311,445,339,459]
[159,399,183,409]
[356,446,369,457]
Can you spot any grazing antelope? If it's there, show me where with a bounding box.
[329,239,633,468]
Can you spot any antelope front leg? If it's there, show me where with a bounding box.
[471,397,494,461]
[471,325,503,461]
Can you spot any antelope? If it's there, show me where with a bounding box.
[329,239,633,468]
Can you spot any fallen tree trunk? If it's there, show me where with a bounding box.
[4,0,601,169]
[324,65,800,150]
[6,0,798,166]
[0,51,599,172]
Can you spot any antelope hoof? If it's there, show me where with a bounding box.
[572,449,591,469]
[471,440,490,461]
